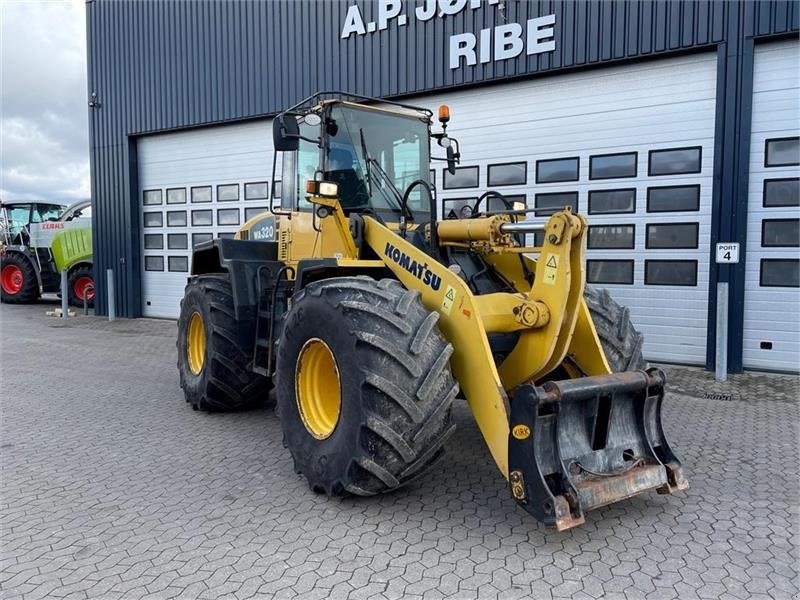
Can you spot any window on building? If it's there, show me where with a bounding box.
[144,234,163,249]
[143,190,162,205]
[536,157,579,183]
[586,260,634,285]
[143,212,163,227]
[168,256,189,272]
[144,256,164,271]
[588,189,636,214]
[647,185,700,212]
[762,219,799,247]
[429,170,436,188]
[765,137,800,167]
[442,197,478,219]
[587,225,635,249]
[646,222,699,249]
[763,178,799,207]
[488,194,526,213]
[272,180,282,200]
[443,166,479,189]
[245,182,269,200]
[535,192,578,215]
[645,260,697,286]
[166,188,187,204]
[217,183,240,202]
[487,162,527,186]
[217,208,240,226]
[191,186,212,203]
[167,233,188,249]
[589,152,637,179]
[245,207,269,221]
[191,210,213,226]
[167,211,187,227]
[648,147,702,176]
[192,233,213,247]
[218,232,236,239]
[760,259,799,287]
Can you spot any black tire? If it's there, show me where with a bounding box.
[276,277,458,497]
[0,252,39,304]
[67,264,95,308]
[177,274,271,411]
[584,285,646,371]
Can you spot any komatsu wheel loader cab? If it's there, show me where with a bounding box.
[178,92,687,530]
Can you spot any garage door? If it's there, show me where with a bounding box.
[743,40,800,372]
[416,52,717,364]
[138,120,275,318]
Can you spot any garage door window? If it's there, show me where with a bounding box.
[760,258,800,287]
[143,212,162,227]
[217,208,240,226]
[442,197,477,219]
[488,194,525,212]
[245,182,269,200]
[168,256,189,272]
[487,162,527,186]
[589,152,637,179]
[648,147,702,176]
[192,233,213,247]
[443,166,479,189]
[588,225,635,249]
[167,233,188,249]
[144,256,164,271]
[245,207,269,221]
[143,190,162,205]
[272,180,282,200]
[762,219,800,247]
[144,234,163,249]
[588,189,636,214]
[645,260,697,286]
[191,210,212,226]
[765,137,800,167]
[217,184,240,201]
[646,223,699,249]
[535,192,578,215]
[536,157,579,183]
[763,178,799,207]
[191,186,212,203]
[647,185,700,212]
[166,188,187,204]
[167,211,187,227]
[587,260,634,285]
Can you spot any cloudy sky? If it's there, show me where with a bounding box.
[1,0,89,204]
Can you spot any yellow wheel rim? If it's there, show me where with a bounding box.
[186,312,206,375]
[295,338,341,439]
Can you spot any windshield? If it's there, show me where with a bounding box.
[323,104,431,220]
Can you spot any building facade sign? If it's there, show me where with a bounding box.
[340,0,556,70]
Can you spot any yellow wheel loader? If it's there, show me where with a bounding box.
[177,92,687,530]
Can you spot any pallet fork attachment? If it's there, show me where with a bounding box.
[508,368,688,531]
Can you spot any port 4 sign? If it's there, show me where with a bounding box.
[716,242,740,264]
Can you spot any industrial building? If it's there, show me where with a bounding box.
[85,0,799,372]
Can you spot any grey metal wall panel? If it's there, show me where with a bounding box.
[86,0,798,317]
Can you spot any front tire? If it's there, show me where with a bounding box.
[584,286,646,371]
[1,253,39,304]
[177,274,271,411]
[276,277,458,496]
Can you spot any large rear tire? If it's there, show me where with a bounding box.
[584,285,646,372]
[177,274,271,411]
[275,277,458,496]
[0,253,39,304]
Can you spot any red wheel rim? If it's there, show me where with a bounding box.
[73,276,94,300]
[1,265,24,294]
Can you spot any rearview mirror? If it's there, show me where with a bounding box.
[272,114,300,151]
[447,145,456,175]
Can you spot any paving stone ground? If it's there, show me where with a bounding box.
[1,301,798,600]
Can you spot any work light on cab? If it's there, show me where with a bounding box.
[306,180,339,198]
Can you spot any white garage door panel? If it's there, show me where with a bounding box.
[743,40,800,372]
[138,120,275,318]
[413,52,717,364]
